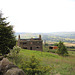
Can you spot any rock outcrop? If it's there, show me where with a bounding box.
[0,56,25,75]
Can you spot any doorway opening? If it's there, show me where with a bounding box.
[30,47,32,50]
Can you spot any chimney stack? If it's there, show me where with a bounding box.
[18,35,20,40]
[39,35,41,40]
[17,35,20,46]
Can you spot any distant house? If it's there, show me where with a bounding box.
[17,35,43,51]
[49,46,58,49]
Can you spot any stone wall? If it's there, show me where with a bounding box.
[0,56,25,75]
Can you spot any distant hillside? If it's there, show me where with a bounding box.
[15,32,75,43]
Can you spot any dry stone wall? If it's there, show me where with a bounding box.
[0,56,25,75]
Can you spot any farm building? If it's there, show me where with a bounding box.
[17,35,43,51]
[49,46,58,49]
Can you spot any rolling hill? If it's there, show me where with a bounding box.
[15,32,75,43]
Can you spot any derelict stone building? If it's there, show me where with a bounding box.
[17,35,43,51]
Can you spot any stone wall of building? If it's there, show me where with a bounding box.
[17,35,43,51]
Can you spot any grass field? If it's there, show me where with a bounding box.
[64,42,75,47]
[13,48,75,75]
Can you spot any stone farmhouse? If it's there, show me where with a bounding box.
[17,35,43,51]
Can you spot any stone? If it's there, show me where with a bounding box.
[4,68,25,75]
[0,58,12,73]
[0,58,25,75]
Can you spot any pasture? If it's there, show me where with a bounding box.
[14,49,75,75]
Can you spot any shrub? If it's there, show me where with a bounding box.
[10,46,21,55]
[8,46,21,64]
[21,55,52,75]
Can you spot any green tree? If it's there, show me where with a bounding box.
[0,10,16,55]
[56,41,68,56]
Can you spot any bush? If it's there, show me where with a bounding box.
[8,46,21,64]
[21,55,52,75]
[10,46,21,56]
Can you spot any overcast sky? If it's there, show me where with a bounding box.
[0,0,75,33]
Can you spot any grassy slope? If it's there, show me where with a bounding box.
[19,49,75,75]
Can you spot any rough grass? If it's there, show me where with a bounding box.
[18,49,75,75]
